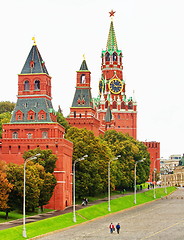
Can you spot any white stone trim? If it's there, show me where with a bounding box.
[57,181,66,183]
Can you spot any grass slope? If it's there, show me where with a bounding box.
[0,187,176,240]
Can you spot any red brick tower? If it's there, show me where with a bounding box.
[143,141,160,182]
[0,39,73,210]
[67,59,101,136]
[97,10,137,138]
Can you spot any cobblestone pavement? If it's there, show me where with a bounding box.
[37,188,184,240]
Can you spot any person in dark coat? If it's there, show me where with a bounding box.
[116,223,121,234]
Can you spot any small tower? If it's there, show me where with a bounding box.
[97,10,137,139]
[11,40,56,123]
[67,58,101,136]
[0,39,73,210]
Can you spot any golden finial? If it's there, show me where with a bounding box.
[83,54,86,60]
[32,37,36,46]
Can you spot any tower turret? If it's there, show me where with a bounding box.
[11,40,56,123]
[97,10,137,139]
[67,58,101,136]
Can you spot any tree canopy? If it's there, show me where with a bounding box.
[0,161,13,210]
[56,111,70,132]
[100,130,150,189]
[0,101,15,114]
[7,162,44,211]
[66,127,113,197]
[66,128,150,197]
[7,148,57,211]
[0,112,12,138]
[23,148,57,173]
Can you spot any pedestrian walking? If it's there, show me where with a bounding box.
[109,223,115,233]
[116,223,120,234]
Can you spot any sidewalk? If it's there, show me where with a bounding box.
[0,188,149,230]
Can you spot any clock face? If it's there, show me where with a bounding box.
[109,78,123,94]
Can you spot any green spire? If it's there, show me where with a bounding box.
[106,19,118,51]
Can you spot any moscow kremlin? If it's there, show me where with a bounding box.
[0,11,160,210]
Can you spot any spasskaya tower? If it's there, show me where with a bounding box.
[96,10,137,138]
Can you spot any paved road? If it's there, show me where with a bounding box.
[37,188,184,240]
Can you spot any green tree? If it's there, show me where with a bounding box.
[23,148,57,173]
[56,111,70,132]
[38,171,57,211]
[0,112,12,138]
[101,130,150,190]
[23,148,57,211]
[7,162,44,212]
[66,127,113,197]
[0,101,15,114]
[0,161,13,210]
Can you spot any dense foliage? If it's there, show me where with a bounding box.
[23,148,57,173]
[56,111,70,132]
[0,161,13,210]
[0,101,15,114]
[7,162,44,211]
[66,128,150,197]
[6,149,57,212]
[66,127,113,197]
[100,130,150,190]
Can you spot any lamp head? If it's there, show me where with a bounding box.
[35,153,41,157]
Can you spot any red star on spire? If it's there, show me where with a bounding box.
[109,10,116,17]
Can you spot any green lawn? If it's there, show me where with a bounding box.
[0,187,176,240]
[0,208,54,224]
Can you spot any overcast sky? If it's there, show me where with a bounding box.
[1,0,184,159]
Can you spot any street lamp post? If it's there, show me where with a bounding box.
[108,155,121,212]
[164,172,167,194]
[134,159,145,204]
[23,153,41,238]
[73,155,88,222]
[153,158,160,199]
[153,167,157,198]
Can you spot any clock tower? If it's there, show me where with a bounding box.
[97,10,137,139]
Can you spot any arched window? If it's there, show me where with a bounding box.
[27,133,32,139]
[34,80,40,90]
[12,132,18,139]
[27,110,35,120]
[24,80,30,91]
[112,101,117,109]
[42,132,48,139]
[113,53,117,61]
[105,100,109,108]
[74,111,76,118]
[105,52,110,61]
[121,101,126,109]
[80,74,86,84]
[128,101,133,109]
